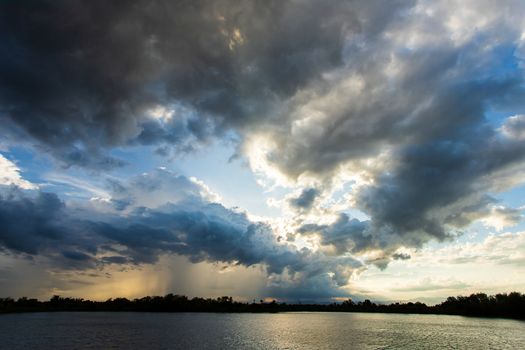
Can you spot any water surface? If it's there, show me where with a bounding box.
[0,312,523,349]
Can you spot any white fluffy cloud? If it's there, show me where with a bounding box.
[0,154,37,190]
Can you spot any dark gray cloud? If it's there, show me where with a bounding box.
[257,6,525,260]
[392,253,411,261]
[266,255,362,301]
[0,189,66,255]
[0,0,388,167]
[0,172,362,298]
[299,214,371,254]
[355,120,525,245]
[288,188,319,210]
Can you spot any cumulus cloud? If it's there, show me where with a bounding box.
[500,115,525,141]
[0,171,363,299]
[0,189,65,255]
[0,0,369,167]
[481,206,522,231]
[0,154,37,190]
[244,1,525,262]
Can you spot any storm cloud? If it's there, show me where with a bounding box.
[251,1,525,259]
[0,170,362,298]
[0,0,379,166]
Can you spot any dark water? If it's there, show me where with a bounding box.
[0,312,523,349]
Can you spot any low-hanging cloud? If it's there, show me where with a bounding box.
[0,170,362,299]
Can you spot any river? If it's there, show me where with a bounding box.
[0,312,523,349]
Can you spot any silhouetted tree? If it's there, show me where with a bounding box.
[0,292,523,320]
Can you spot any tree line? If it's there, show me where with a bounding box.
[1,292,524,320]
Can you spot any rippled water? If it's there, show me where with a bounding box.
[0,312,523,349]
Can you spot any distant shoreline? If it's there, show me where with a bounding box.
[2,292,524,321]
[2,309,524,322]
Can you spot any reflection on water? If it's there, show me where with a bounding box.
[0,312,523,349]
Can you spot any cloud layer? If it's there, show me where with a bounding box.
[0,170,362,298]
[0,0,370,166]
[1,1,525,299]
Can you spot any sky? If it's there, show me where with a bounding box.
[1,0,525,304]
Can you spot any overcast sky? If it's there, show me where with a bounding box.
[1,0,525,303]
